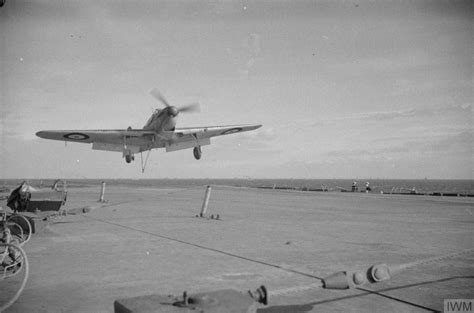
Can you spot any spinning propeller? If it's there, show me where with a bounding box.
[150,88,200,116]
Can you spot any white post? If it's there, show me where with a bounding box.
[99,181,106,202]
[200,186,212,217]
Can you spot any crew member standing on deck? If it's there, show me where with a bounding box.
[352,181,358,192]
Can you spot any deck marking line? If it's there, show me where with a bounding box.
[356,286,439,312]
[84,215,323,281]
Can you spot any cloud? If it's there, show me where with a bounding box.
[212,127,280,154]
[325,130,473,159]
[313,102,473,127]
[312,108,417,126]
[0,0,84,20]
[234,127,278,150]
[227,32,261,77]
[419,0,472,20]
[428,130,473,153]
[278,130,473,179]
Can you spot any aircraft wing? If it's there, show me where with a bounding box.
[36,124,262,153]
[35,129,159,153]
[174,124,262,139]
[165,124,262,152]
[36,129,156,144]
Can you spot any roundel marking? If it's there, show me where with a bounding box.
[222,128,242,135]
[64,133,90,140]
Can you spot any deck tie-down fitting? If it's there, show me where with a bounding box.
[322,249,474,290]
[323,263,391,289]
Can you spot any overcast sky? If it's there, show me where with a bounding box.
[0,0,472,179]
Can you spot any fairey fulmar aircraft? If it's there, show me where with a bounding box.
[36,89,262,172]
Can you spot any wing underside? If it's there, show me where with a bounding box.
[174,124,262,139]
[36,124,262,153]
[168,124,262,151]
[36,129,158,153]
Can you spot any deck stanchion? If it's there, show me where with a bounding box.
[99,181,106,203]
[199,186,212,217]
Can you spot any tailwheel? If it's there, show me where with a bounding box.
[193,146,202,160]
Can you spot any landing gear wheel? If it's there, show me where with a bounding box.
[193,146,202,160]
[125,155,134,163]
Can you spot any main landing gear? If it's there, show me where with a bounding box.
[125,154,135,163]
[123,135,135,164]
[193,146,202,160]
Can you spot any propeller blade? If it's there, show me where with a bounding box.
[150,88,171,107]
[177,102,201,113]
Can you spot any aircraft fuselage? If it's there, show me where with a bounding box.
[143,107,178,132]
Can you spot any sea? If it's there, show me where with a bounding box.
[2,178,473,195]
